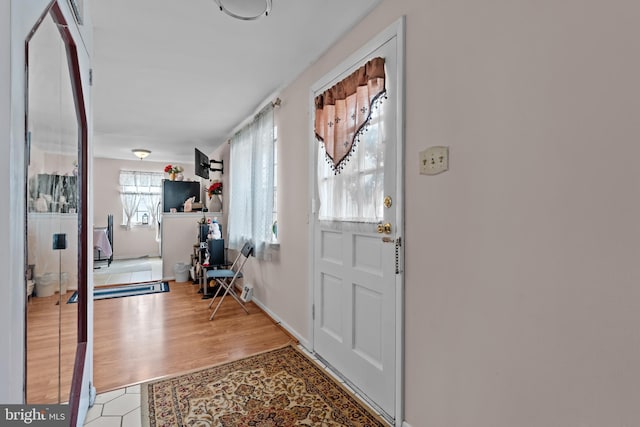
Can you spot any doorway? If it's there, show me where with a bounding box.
[310,19,405,424]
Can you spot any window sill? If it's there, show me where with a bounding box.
[120,224,154,230]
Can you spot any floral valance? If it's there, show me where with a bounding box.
[314,57,386,173]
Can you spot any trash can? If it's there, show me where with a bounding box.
[35,272,68,296]
[35,273,56,297]
[174,262,189,283]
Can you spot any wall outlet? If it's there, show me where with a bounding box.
[420,146,449,175]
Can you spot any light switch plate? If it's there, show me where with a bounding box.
[420,146,449,175]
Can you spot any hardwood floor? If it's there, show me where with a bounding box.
[26,291,78,403]
[26,280,295,404]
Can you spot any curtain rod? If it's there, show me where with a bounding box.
[256,97,281,116]
[253,97,281,117]
[227,97,281,143]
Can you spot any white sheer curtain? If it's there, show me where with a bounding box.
[227,105,274,260]
[119,171,162,231]
[317,98,386,222]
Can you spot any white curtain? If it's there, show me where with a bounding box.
[119,171,162,231]
[317,97,386,222]
[228,105,274,260]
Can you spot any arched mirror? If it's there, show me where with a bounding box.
[25,1,89,412]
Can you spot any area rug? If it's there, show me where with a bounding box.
[67,281,169,303]
[141,345,387,427]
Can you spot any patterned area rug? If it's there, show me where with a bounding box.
[141,345,387,426]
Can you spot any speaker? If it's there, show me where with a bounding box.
[240,283,253,302]
[199,224,209,243]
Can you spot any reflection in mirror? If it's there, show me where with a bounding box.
[26,9,79,403]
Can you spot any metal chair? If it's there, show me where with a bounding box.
[206,241,254,320]
[200,237,226,298]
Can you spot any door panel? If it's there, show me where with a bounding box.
[313,33,400,419]
[320,273,344,342]
[353,283,383,367]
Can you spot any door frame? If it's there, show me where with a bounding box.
[307,17,405,425]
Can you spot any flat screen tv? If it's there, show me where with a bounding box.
[162,180,200,212]
[195,147,209,180]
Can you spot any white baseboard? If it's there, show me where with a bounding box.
[251,296,310,348]
[401,422,412,427]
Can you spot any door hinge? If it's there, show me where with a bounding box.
[89,68,93,86]
[312,304,315,320]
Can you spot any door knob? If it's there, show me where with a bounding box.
[377,223,392,234]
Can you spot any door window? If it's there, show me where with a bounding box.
[317,99,386,222]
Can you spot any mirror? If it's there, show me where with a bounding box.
[25,7,79,403]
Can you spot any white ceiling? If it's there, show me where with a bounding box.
[89,0,381,164]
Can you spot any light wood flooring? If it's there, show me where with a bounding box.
[26,279,295,404]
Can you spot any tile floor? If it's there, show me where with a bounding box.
[83,346,390,426]
[83,385,141,426]
[93,257,163,287]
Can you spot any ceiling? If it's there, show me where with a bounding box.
[89,0,381,164]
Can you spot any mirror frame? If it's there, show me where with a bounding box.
[24,1,88,422]
[68,0,83,25]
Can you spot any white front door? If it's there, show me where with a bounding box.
[311,21,403,421]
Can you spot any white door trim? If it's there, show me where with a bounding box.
[306,16,405,426]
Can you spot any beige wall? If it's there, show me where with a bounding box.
[244,1,640,426]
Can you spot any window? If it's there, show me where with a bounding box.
[314,56,387,222]
[317,99,386,222]
[119,171,162,229]
[227,104,275,260]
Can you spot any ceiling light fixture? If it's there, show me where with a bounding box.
[214,0,272,21]
[132,149,151,160]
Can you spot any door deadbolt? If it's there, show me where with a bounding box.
[377,223,392,234]
[384,196,392,208]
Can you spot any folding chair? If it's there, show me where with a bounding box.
[206,241,254,320]
[201,238,226,298]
